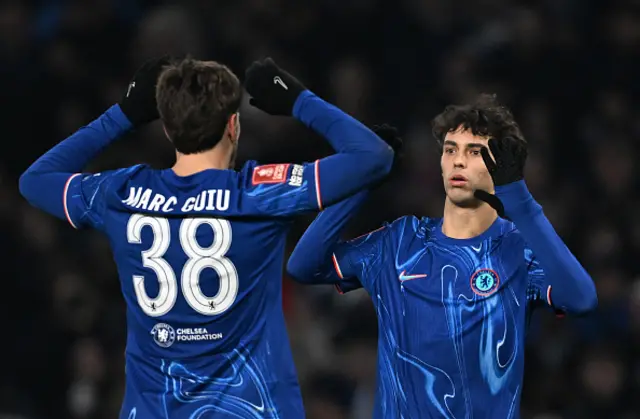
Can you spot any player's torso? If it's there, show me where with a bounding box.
[108,213,289,356]
[99,167,303,418]
[372,217,529,419]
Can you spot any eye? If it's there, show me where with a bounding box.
[444,148,455,154]
[470,149,481,156]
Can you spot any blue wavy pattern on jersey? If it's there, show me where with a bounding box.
[368,217,527,419]
[126,348,280,419]
[524,247,546,303]
[245,181,310,215]
[72,167,137,228]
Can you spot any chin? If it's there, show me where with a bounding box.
[446,188,477,207]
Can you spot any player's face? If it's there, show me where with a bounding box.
[440,128,494,207]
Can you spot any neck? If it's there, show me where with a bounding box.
[441,198,498,239]
[172,147,231,177]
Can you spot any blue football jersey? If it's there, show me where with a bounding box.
[331,216,555,419]
[63,160,322,419]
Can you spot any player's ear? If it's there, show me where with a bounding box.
[227,113,240,143]
[162,124,172,142]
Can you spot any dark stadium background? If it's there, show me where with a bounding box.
[1,0,639,418]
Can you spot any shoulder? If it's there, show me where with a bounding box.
[360,215,433,247]
[79,164,148,192]
[491,218,528,248]
[485,219,534,269]
[237,160,259,185]
[103,164,150,180]
[236,160,304,189]
[79,164,152,207]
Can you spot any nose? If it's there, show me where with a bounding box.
[453,152,466,168]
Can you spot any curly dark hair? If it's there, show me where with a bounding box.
[156,58,243,155]
[431,94,526,151]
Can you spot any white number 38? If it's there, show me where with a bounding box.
[126,215,239,317]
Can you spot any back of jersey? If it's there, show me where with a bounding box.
[64,160,321,418]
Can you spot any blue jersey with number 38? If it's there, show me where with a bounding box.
[63,160,320,419]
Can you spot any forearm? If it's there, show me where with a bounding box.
[293,91,393,208]
[287,190,369,283]
[19,104,132,220]
[498,181,597,313]
[21,104,131,176]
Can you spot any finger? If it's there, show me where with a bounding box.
[245,62,261,76]
[244,63,263,91]
[474,190,506,218]
[150,55,173,75]
[503,136,520,155]
[390,138,403,153]
[480,146,498,173]
[157,54,172,64]
[162,54,185,67]
[487,138,501,160]
[508,139,528,162]
[487,138,503,169]
[375,127,394,138]
[503,137,528,170]
[249,98,266,111]
[373,124,398,137]
[383,125,398,136]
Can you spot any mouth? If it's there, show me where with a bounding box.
[449,174,468,187]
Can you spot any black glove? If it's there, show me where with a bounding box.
[372,124,403,166]
[244,57,306,116]
[371,124,403,188]
[474,137,527,218]
[119,56,172,127]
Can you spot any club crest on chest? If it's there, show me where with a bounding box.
[470,268,500,296]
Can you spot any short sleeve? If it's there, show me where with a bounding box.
[242,161,321,216]
[525,247,564,316]
[64,171,119,230]
[332,225,389,294]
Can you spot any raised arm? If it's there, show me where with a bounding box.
[498,181,597,314]
[19,57,168,223]
[287,191,369,285]
[475,138,597,314]
[287,125,402,289]
[243,58,394,213]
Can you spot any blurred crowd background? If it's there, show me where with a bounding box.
[1,0,640,418]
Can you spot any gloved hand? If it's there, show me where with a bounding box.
[474,137,527,218]
[244,57,306,116]
[119,55,172,127]
[372,124,403,166]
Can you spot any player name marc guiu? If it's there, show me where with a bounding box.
[122,187,231,213]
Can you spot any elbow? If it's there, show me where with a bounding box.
[379,143,395,175]
[18,170,36,202]
[568,296,598,316]
[577,277,598,314]
[286,256,315,284]
[286,253,331,285]
[367,142,395,179]
[577,287,598,314]
[561,280,598,315]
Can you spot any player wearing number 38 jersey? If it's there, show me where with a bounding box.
[19,57,393,418]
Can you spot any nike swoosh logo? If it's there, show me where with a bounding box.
[471,243,482,252]
[126,81,135,98]
[399,270,427,282]
[273,76,288,90]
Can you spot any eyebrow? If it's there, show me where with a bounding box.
[443,140,486,149]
